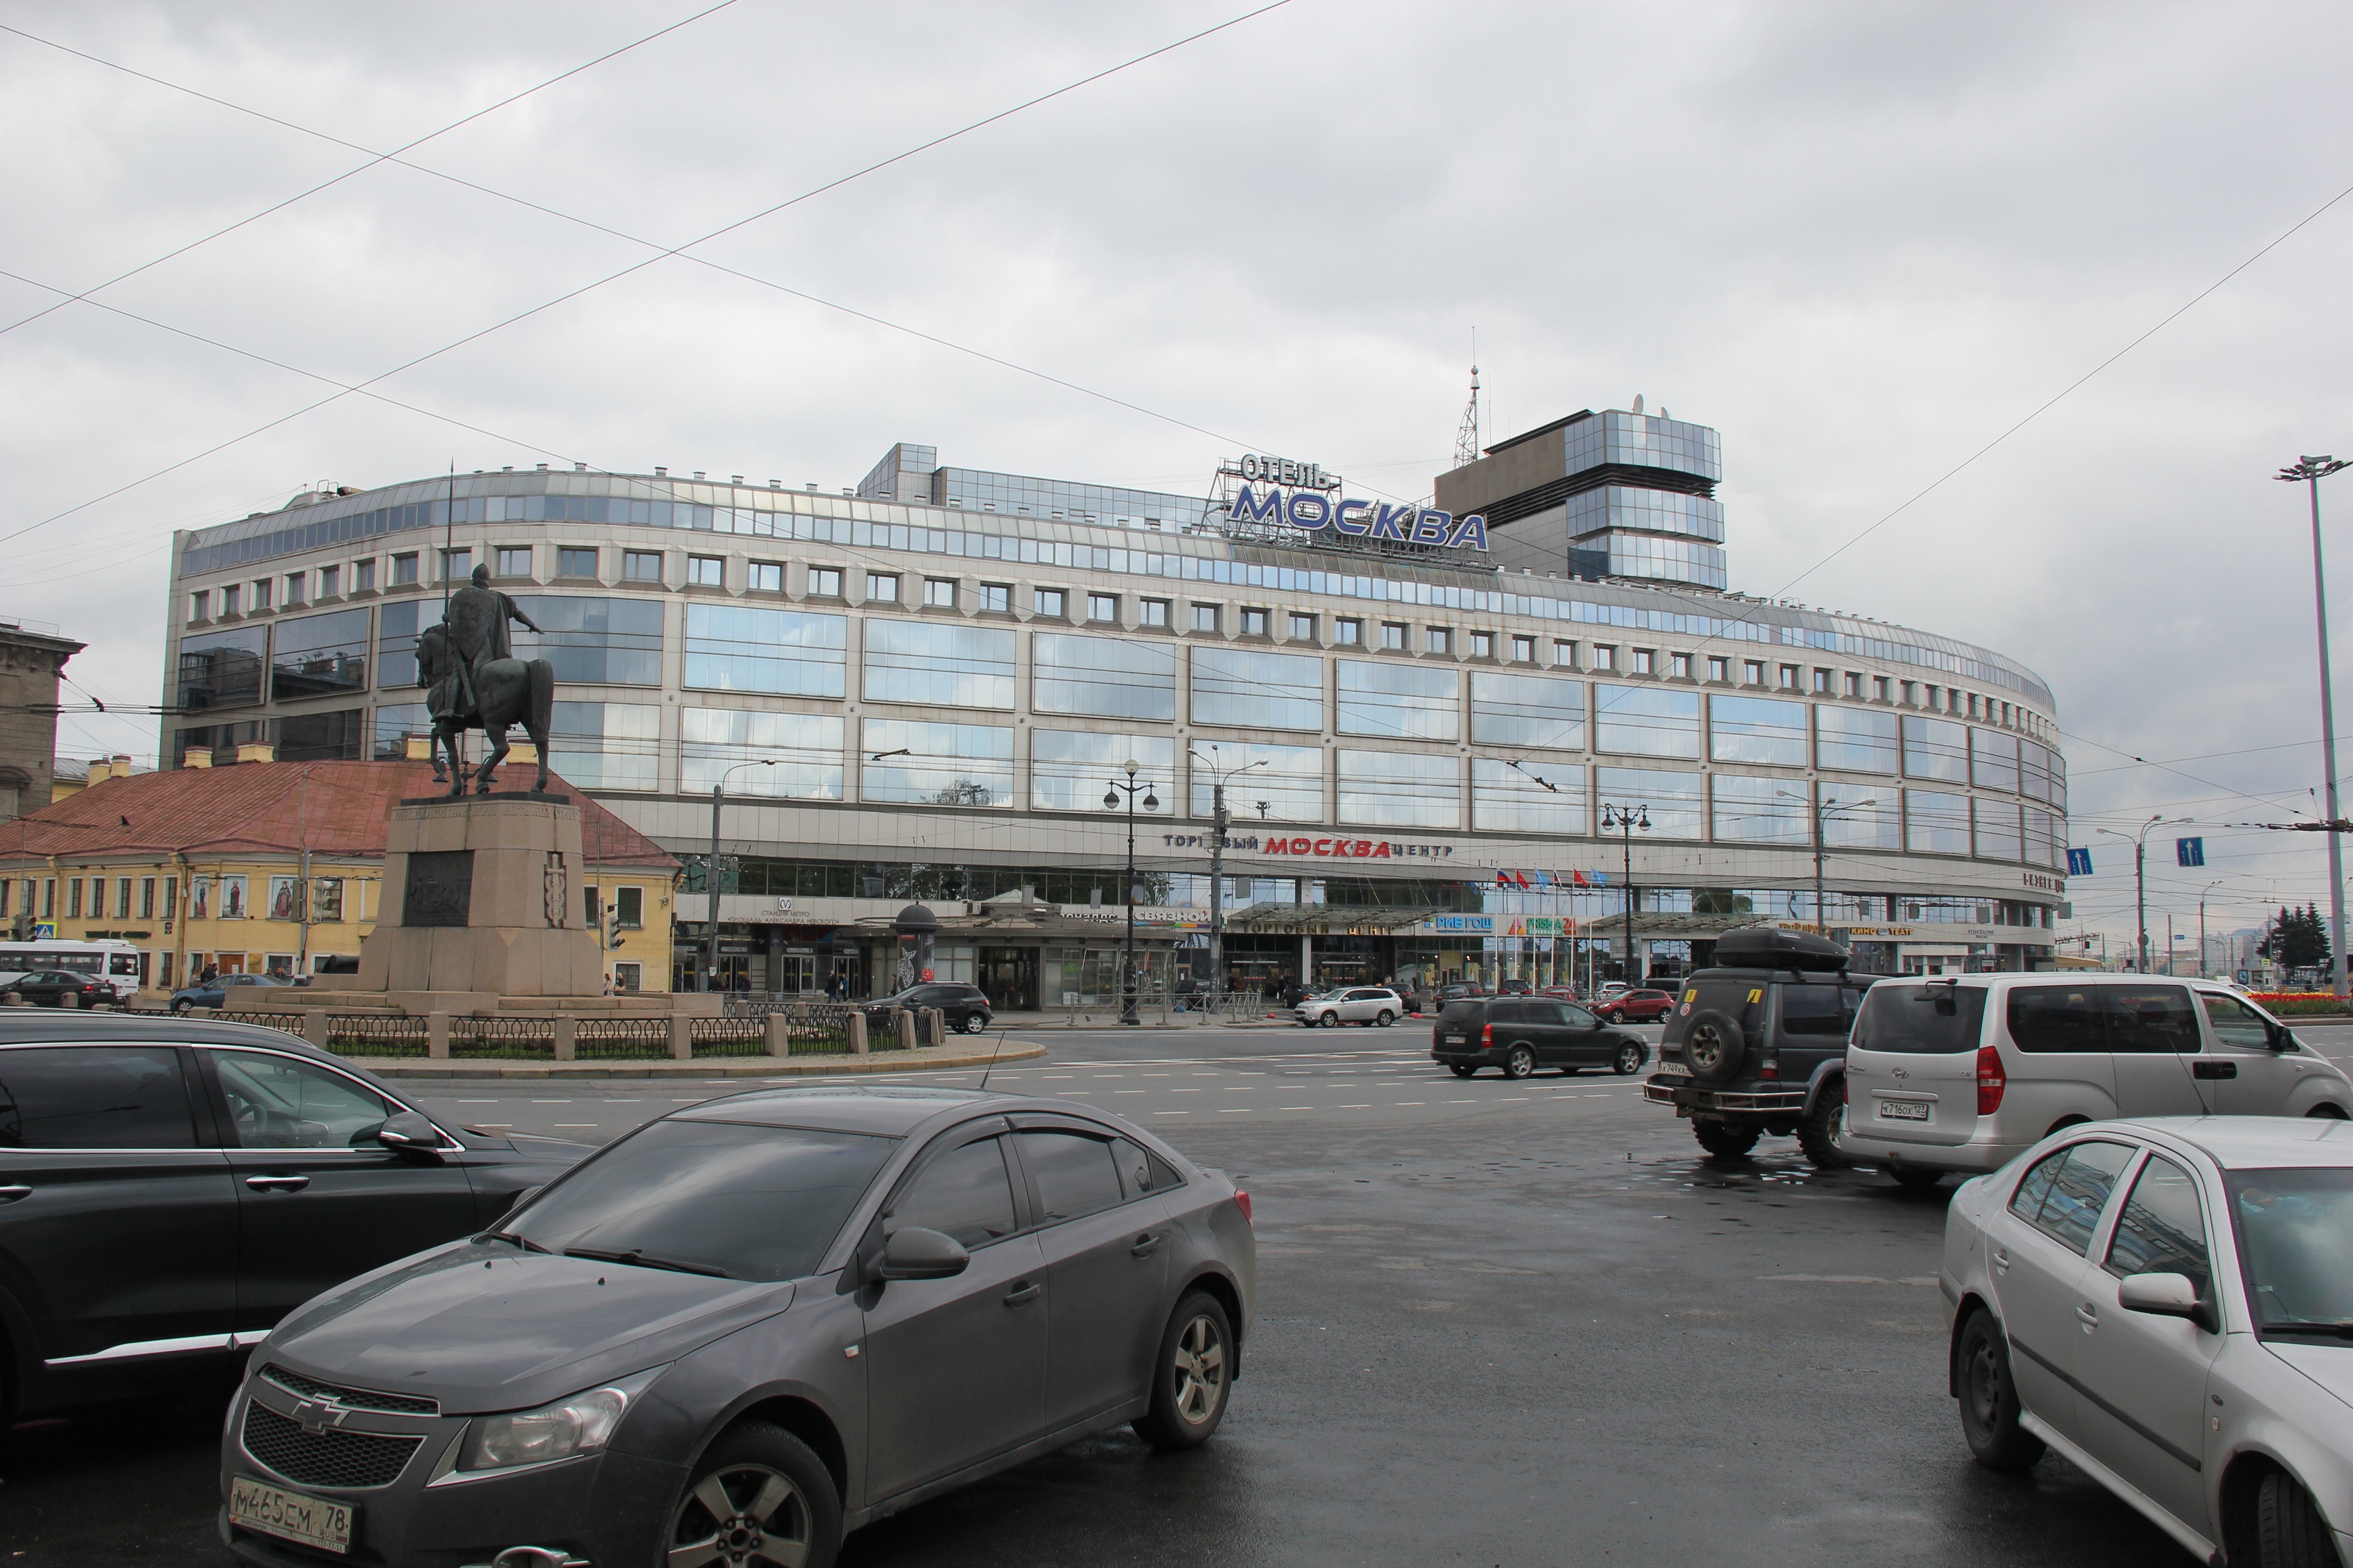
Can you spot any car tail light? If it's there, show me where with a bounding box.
[1233,1190,1253,1225]
[1758,1057,1778,1080]
[1480,1023,1493,1046]
[1976,1045,2006,1116]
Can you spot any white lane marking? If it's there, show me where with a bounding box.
[457,1099,496,1103]
[1339,1103,1371,1109]
[1446,1098,1477,1103]
[1153,1111,1190,1116]
[1394,1101,1426,1106]
[531,1099,571,1104]
[1279,1106,1315,1110]
[1115,1090,1146,1095]
[1499,1097,1530,1102]
[1220,1108,1252,1114]
[604,1098,642,1103]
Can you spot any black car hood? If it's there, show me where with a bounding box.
[263,1242,793,1414]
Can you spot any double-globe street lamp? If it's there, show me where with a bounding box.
[1600,803,1649,986]
[2097,813,2186,975]
[1777,790,1877,937]
[704,756,794,994]
[2277,455,2352,999]
[1190,746,1268,1001]
[1104,760,1159,1026]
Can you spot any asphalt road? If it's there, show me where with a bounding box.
[10,1018,2353,1567]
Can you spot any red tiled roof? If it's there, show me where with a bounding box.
[0,761,677,870]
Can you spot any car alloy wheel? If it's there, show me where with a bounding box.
[1136,1289,1234,1450]
[1318,1012,1340,1028]
[1374,1009,1394,1028]
[1613,1042,1643,1075]
[1505,1045,1536,1079]
[960,1011,988,1034]
[669,1424,835,1568]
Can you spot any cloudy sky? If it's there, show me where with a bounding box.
[3,0,2349,956]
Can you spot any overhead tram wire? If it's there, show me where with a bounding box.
[0,2,746,340]
[0,0,1299,557]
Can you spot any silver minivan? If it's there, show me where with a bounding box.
[1837,975,2352,1186]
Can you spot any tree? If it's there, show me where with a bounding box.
[2258,905,2332,974]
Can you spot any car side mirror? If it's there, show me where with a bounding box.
[377,1110,446,1159]
[2118,1271,2216,1331]
[2268,1022,2298,1052]
[874,1225,969,1282]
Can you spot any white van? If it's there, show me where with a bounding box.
[1836,975,2352,1186]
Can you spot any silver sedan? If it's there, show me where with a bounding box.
[1941,1117,2353,1567]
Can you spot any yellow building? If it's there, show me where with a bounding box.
[0,755,679,995]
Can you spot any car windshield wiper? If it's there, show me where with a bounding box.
[474,1229,552,1253]
[2261,1319,2353,1341]
[563,1246,732,1278]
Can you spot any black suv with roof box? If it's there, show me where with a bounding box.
[1643,928,1877,1164]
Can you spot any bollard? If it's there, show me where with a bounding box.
[60,992,78,1009]
[303,1011,330,1050]
[552,1016,576,1062]
[668,1014,692,1062]
[765,1012,791,1057]
[848,1012,869,1055]
[894,1008,917,1052]
[921,1008,945,1049]
[426,1012,450,1059]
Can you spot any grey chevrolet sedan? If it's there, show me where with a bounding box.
[218,1086,1255,1568]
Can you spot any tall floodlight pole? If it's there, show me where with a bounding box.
[1601,803,1650,984]
[2278,455,2352,998]
[1105,760,1158,1026]
[2199,877,2223,979]
[706,757,785,993]
[1191,748,1266,1001]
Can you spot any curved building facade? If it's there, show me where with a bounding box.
[163,426,2066,1003]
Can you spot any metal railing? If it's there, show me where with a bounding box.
[325,1014,429,1056]
[221,1012,310,1039]
[449,1017,557,1059]
[574,1017,671,1060]
[688,1017,767,1057]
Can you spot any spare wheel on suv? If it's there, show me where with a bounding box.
[1682,1009,1747,1082]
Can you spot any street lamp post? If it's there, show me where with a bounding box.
[2278,455,2352,999]
[1779,790,1877,936]
[1600,803,1649,985]
[705,758,788,994]
[1190,748,1267,1003]
[2097,814,2179,975]
[1104,760,1158,1026]
[2198,877,2223,980]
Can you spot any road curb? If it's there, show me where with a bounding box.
[343,1040,1049,1080]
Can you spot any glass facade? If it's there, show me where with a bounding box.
[1562,409,1723,484]
[1974,798,2024,862]
[1709,694,1807,767]
[554,701,663,791]
[1902,716,1971,784]
[1336,659,1459,741]
[270,609,368,702]
[1712,774,1810,845]
[1824,793,1902,850]
[1972,728,2021,793]
[1595,765,1705,840]
[1816,705,1898,775]
[1593,684,1700,759]
[859,718,1013,806]
[1469,670,1584,750]
[178,626,266,712]
[1032,633,1176,721]
[1905,790,1972,855]
[371,701,429,760]
[1187,741,1324,823]
[378,599,424,689]
[1191,646,1321,731]
[684,604,846,697]
[1337,750,1460,829]
[513,596,665,686]
[861,619,1016,708]
[1032,731,1176,814]
[1471,757,1586,834]
[681,708,843,800]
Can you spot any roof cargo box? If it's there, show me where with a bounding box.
[1713,927,1849,973]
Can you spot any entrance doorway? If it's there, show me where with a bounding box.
[978,947,1038,1012]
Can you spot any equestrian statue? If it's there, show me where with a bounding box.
[418,565,555,796]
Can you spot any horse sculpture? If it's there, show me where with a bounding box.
[416,622,556,796]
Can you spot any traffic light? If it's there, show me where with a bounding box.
[604,901,625,951]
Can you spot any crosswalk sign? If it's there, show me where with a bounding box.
[2065,848,2093,876]
[2176,837,2205,868]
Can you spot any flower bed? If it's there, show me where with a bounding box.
[2249,992,2353,1016]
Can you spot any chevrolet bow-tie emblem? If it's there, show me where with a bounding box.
[291,1397,351,1435]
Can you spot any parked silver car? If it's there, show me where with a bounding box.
[219,1086,1254,1568]
[1943,1117,2353,1567]
[1839,975,2352,1186]
[1294,987,1405,1028]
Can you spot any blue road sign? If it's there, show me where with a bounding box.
[2177,837,2205,867]
[2066,848,2093,876]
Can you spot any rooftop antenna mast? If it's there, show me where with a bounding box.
[1453,334,1482,470]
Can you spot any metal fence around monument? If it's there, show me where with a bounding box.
[574,1017,671,1059]
[324,1014,429,1056]
[449,1017,557,1059]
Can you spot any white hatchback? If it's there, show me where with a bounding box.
[1943,1117,2353,1565]
[1838,975,2352,1186]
